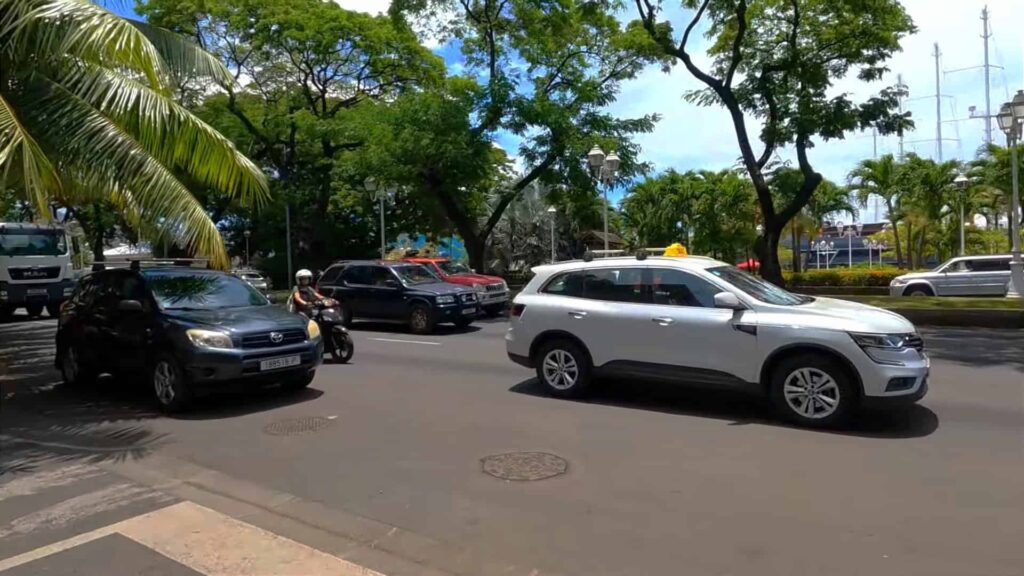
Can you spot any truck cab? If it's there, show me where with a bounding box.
[0,222,78,319]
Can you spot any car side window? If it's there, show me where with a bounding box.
[116,273,146,301]
[648,268,719,308]
[951,260,972,272]
[581,267,646,304]
[970,259,1010,272]
[370,266,396,287]
[319,265,343,285]
[542,272,584,297]
[72,275,99,307]
[342,266,371,286]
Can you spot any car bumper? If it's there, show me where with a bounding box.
[862,379,929,409]
[0,279,75,306]
[478,291,509,307]
[856,351,929,407]
[434,303,480,322]
[183,339,323,387]
[889,284,907,296]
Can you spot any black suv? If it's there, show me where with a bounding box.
[56,266,323,412]
[317,261,478,334]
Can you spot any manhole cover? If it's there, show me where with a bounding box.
[263,417,334,436]
[481,452,568,481]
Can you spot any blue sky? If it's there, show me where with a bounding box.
[114,1,1024,222]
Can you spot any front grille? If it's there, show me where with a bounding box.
[904,333,924,351]
[485,283,505,293]
[461,293,477,303]
[241,329,306,349]
[9,266,61,280]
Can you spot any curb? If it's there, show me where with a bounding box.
[886,308,1024,329]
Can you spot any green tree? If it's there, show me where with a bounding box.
[971,142,1024,250]
[634,0,915,284]
[0,0,268,268]
[848,154,906,267]
[771,168,853,272]
[391,0,664,270]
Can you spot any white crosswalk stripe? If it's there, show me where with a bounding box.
[0,464,105,502]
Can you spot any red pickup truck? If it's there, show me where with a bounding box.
[404,257,508,316]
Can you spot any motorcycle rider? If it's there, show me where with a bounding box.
[291,269,331,317]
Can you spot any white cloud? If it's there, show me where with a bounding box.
[610,0,1024,189]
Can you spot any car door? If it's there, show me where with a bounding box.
[61,274,101,359]
[336,265,374,317]
[630,267,760,385]
[367,266,406,319]
[935,259,974,296]
[104,272,153,371]
[969,258,1012,295]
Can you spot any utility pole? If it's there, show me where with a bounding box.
[897,74,906,159]
[934,43,943,161]
[946,6,1003,144]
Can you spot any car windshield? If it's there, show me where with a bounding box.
[146,271,269,310]
[0,229,67,257]
[393,265,440,285]
[707,265,809,306]
[437,261,471,275]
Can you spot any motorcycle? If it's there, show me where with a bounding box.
[311,299,353,363]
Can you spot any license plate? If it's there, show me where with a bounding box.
[260,355,300,371]
[462,307,476,315]
[27,288,48,296]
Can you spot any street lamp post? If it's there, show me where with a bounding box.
[997,91,1023,299]
[547,206,557,263]
[954,173,970,256]
[587,145,621,252]
[364,177,386,259]
[836,221,861,268]
[243,229,251,267]
[867,239,877,269]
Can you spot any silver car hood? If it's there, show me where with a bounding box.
[757,297,916,334]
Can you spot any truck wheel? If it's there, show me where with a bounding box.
[25,304,44,317]
[46,303,62,317]
[151,354,193,413]
[770,353,857,428]
[409,304,435,334]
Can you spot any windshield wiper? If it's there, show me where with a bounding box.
[163,306,209,311]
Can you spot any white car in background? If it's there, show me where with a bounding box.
[506,255,929,428]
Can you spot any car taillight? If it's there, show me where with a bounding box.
[511,303,526,317]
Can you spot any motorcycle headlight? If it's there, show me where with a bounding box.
[306,319,321,340]
[186,328,233,350]
[436,295,455,305]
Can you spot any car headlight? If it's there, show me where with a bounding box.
[186,328,233,350]
[890,278,908,286]
[849,332,914,366]
[306,319,321,340]
[436,295,455,305]
[473,283,486,293]
[501,279,508,290]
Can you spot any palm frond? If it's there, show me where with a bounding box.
[128,20,233,86]
[14,73,229,267]
[0,91,59,215]
[59,63,268,205]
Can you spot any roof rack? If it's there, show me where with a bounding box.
[90,258,211,272]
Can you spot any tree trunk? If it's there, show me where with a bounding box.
[905,220,914,269]
[464,234,487,273]
[90,203,105,263]
[791,225,801,273]
[756,230,783,285]
[890,218,903,268]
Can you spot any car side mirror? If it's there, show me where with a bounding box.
[384,279,401,289]
[117,299,144,313]
[713,292,744,310]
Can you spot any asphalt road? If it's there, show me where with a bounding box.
[2,313,1023,576]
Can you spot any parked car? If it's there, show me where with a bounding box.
[232,268,272,294]
[890,255,1012,296]
[404,257,509,316]
[317,260,479,334]
[506,255,928,428]
[56,265,323,412]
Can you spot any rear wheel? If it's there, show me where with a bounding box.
[46,303,62,317]
[151,354,193,413]
[25,304,43,317]
[409,304,435,335]
[330,328,353,364]
[534,339,593,398]
[60,342,97,387]
[770,353,857,428]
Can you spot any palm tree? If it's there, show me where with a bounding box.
[971,143,1024,250]
[0,0,268,267]
[848,154,905,267]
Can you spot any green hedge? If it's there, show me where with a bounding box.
[784,269,904,287]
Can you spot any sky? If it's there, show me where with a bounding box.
[116,1,1024,222]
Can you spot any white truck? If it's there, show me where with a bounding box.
[0,222,78,319]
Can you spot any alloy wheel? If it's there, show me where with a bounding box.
[783,367,840,419]
[62,346,79,382]
[542,349,579,390]
[153,360,177,406]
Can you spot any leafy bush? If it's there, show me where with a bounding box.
[785,268,905,287]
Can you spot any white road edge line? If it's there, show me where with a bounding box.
[368,338,441,346]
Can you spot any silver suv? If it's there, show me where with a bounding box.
[889,255,1012,296]
[506,255,929,427]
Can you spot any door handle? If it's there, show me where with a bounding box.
[651,317,674,326]
[567,310,588,319]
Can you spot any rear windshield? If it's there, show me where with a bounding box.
[145,271,268,310]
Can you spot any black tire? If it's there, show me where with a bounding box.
[330,328,353,364]
[769,353,858,428]
[0,306,12,322]
[453,317,473,329]
[46,303,62,318]
[533,338,593,398]
[905,284,933,297]
[283,370,316,391]
[151,353,193,413]
[59,341,97,387]
[408,304,435,335]
[25,304,44,317]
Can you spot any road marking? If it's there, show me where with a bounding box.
[0,483,171,539]
[0,502,385,576]
[368,337,441,346]
[0,464,105,502]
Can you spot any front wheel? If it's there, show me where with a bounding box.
[534,339,593,399]
[151,354,193,413]
[60,342,97,387]
[409,304,435,335]
[330,328,353,364]
[770,354,857,428]
[283,370,315,391]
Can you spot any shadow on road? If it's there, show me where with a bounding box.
[919,327,1024,373]
[348,320,483,336]
[509,378,939,439]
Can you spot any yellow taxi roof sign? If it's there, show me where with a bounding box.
[663,243,688,257]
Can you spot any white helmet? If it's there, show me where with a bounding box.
[295,269,313,282]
